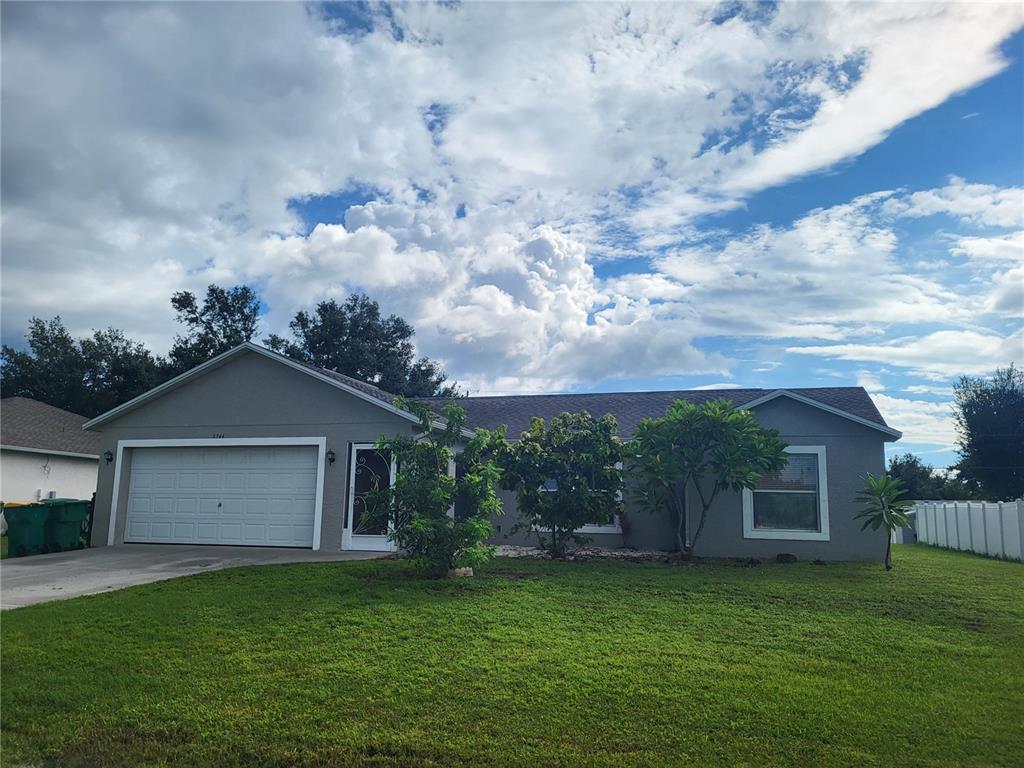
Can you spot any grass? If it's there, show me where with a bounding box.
[2,545,1022,768]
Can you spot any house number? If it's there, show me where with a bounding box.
[212,433,226,438]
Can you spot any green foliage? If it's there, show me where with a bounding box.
[265,293,458,397]
[887,453,976,500]
[627,399,788,554]
[491,411,624,557]
[1,317,162,417]
[855,473,913,570]
[953,365,1024,501]
[167,285,261,375]
[363,400,501,575]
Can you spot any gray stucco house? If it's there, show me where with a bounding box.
[84,343,902,561]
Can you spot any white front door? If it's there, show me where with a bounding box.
[342,444,397,552]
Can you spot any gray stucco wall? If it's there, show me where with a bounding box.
[488,395,888,561]
[89,350,414,550]
[89,350,888,561]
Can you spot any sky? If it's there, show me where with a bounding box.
[2,1,1022,468]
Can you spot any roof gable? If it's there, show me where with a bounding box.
[82,343,422,431]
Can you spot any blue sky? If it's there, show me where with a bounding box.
[3,2,1022,468]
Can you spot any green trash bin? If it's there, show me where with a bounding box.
[3,503,48,557]
[40,498,92,553]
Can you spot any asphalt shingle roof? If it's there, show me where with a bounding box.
[1,397,101,456]
[416,387,892,438]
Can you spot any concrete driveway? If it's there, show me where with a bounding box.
[1,545,386,609]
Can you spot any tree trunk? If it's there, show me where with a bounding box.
[676,486,689,557]
[884,537,893,571]
[691,506,709,555]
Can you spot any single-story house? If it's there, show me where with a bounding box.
[2,397,101,502]
[83,343,901,560]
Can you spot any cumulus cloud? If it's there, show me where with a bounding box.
[1,2,1022,394]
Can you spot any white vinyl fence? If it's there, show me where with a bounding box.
[910,500,1024,561]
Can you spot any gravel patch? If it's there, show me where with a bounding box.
[496,544,674,562]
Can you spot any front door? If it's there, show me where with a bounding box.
[342,444,396,551]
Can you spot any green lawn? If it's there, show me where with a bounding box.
[2,546,1022,767]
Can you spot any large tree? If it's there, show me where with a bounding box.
[627,399,788,555]
[886,453,975,501]
[953,365,1024,501]
[265,294,457,397]
[1,317,161,417]
[166,285,261,375]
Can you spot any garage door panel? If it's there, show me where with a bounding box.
[125,444,319,548]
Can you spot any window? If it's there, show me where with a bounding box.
[742,446,829,541]
[535,462,623,534]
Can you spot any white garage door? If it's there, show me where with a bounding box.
[125,444,319,547]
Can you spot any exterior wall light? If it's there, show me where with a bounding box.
[326,449,336,465]
[104,450,114,464]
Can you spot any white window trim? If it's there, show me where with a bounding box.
[107,437,327,549]
[534,462,624,535]
[342,442,398,552]
[742,445,830,542]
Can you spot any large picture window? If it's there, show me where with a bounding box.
[742,446,829,541]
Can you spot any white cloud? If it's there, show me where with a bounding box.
[723,5,1024,194]
[951,231,1024,263]
[905,384,955,397]
[787,329,1024,377]
[691,382,744,391]
[886,176,1024,228]
[872,393,957,446]
[1,2,1022,393]
[856,370,885,393]
[985,266,1024,317]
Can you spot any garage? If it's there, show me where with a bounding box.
[123,441,323,548]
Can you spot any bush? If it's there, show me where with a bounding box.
[364,399,503,576]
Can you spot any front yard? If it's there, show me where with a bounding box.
[2,545,1022,767]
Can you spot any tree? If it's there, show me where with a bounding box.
[79,328,163,416]
[362,399,502,576]
[855,473,913,570]
[493,411,624,558]
[627,399,788,556]
[166,285,260,375]
[265,294,457,398]
[953,365,1024,500]
[1,317,161,417]
[886,453,975,501]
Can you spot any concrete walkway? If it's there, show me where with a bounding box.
[1,544,385,609]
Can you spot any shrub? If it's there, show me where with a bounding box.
[365,399,503,576]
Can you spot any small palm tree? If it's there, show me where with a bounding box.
[855,473,913,571]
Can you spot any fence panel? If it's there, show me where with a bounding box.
[911,500,1024,561]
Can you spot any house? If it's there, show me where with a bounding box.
[82,343,901,560]
[2,397,101,502]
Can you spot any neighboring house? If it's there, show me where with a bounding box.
[2,397,101,502]
[83,343,902,560]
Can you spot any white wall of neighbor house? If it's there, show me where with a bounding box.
[0,449,99,502]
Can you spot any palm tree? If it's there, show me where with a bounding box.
[855,473,913,571]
